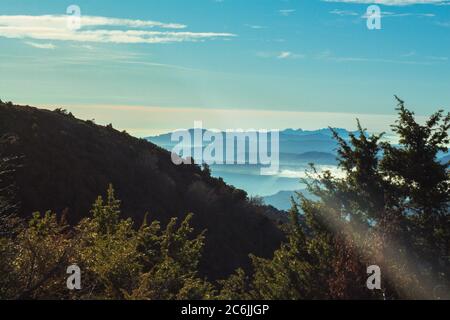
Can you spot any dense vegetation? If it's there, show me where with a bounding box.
[0,183,214,299]
[0,97,449,299]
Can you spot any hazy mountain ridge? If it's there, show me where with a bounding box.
[262,189,318,211]
[147,128,345,200]
[148,128,450,209]
[147,128,350,155]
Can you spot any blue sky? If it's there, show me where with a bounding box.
[0,0,449,136]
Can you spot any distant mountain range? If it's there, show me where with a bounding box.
[148,128,450,210]
[147,128,344,199]
[147,128,348,156]
[262,189,317,211]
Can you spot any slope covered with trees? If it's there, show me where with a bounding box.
[0,101,284,281]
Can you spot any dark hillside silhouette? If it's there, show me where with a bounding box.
[0,101,284,280]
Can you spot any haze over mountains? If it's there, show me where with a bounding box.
[148,128,450,210]
[147,128,343,199]
[147,128,346,209]
[148,128,349,156]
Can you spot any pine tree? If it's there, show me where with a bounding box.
[380,96,450,298]
[74,185,143,299]
[126,214,214,300]
[238,98,449,300]
[238,202,326,299]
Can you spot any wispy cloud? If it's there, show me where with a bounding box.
[323,0,450,5]
[402,50,416,57]
[329,8,436,19]
[257,51,305,59]
[244,24,266,29]
[278,9,296,16]
[25,41,56,49]
[316,50,445,65]
[426,55,448,61]
[330,9,359,16]
[436,21,450,27]
[0,15,236,45]
[361,10,435,18]
[278,51,293,59]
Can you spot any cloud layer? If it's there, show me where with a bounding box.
[0,15,236,44]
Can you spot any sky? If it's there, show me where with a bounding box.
[0,0,449,136]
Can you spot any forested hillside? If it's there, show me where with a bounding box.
[0,101,284,280]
